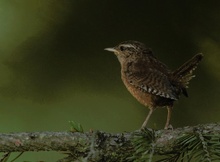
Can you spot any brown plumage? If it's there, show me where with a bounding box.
[105,40,203,129]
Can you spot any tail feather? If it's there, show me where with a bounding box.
[172,53,203,89]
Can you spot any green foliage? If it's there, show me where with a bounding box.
[160,129,220,162]
[128,128,220,162]
[0,153,10,162]
[69,121,84,133]
[0,152,24,162]
[127,128,156,162]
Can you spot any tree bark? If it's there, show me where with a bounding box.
[0,123,219,161]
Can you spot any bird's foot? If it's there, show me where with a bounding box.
[164,124,173,130]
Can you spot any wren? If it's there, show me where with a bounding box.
[105,40,203,129]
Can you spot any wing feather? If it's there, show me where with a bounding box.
[125,62,179,100]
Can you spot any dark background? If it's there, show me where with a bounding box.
[0,0,219,161]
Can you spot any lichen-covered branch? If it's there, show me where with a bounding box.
[0,123,220,161]
[0,131,90,152]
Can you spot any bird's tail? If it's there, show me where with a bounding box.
[172,53,203,95]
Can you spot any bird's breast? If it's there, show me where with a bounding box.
[121,71,154,109]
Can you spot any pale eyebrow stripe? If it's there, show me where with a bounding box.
[120,44,136,48]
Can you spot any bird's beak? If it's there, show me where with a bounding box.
[104,47,117,53]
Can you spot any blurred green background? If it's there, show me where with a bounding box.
[0,0,220,161]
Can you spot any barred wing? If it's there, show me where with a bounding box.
[127,68,178,100]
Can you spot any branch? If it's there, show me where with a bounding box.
[0,123,220,161]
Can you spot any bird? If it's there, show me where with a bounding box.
[104,40,203,129]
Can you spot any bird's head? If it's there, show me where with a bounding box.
[105,40,153,63]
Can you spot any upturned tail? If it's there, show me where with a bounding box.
[172,53,203,96]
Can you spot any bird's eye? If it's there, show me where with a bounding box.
[119,46,125,51]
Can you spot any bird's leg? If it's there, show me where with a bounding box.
[141,108,154,129]
[164,106,173,129]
